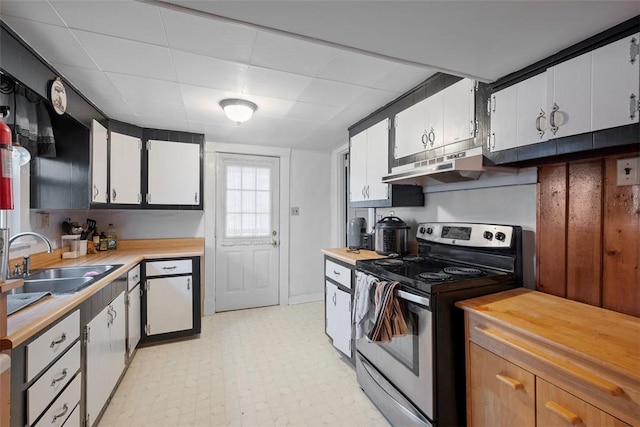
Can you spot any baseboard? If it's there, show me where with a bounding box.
[288,292,324,305]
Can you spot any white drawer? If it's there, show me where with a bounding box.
[34,374,81,427]
[325,259,352,289]
[27,311,79,382]
[127,264,141,291]
[28,342,80,426]
[146,259,192,276]
[62,403,80,427]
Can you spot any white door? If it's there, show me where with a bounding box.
[366,118,390,201]
[547,53,592,138]
[90,120,108,203]
[325,281,351,357]
[146,276,193,335]
[424,90,444,149]
[394,100,426,158]
[490,84,518,152]
[85,304,111,426]
[591,32,640,131]
[349,131,367,202]
[127,284,141,357]
[109,132,141,205]
[147,140,201,206]
[443,78,475,145]
[517,72,548,147]
[215,153,280,312]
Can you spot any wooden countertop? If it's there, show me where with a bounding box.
[455,288,640,384]
[321,248,386,265]
[2,238,204,350]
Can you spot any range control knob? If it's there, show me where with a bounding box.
[495,232,506,242]
[419,227,426,234]
[483,231,493,240]
[426,227,433,235]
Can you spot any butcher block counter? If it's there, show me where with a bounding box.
[321,248,386,265]
[1,238,204,350]
[456,288,640,426]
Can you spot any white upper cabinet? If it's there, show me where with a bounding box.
[90,120,108,203]
[147,140,201,206]
[591,32,640,131]
[516,73,548,146]
[109,132,142,205]
[547,52,592,138]
[366,119,390,201]
[394,99,428,158]
[443,78,476,145]
[349,118,389,203]
[425,90,444,150]
[489,84,518,152]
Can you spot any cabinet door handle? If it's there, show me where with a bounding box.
[535,109,546,138]
[194,192,198,203]
[111,307,117,321]
[333,270,340,276]
[427,128,436,145]
[187,278,191,290]
[162,266,177,271]
[550,103,560,135]
[366,185,370,199]
[50,333,66,348]
[332,293,337,305]
[93,185,99,198]
[50,368,68,387]
[629,93,638,119]
[495,373,523,390]
[361,187,366,198]
[544,401,582,425]
[473,325,623,396]
[112,188,117,201]
[421,131,428,148]
[52,403,69,423]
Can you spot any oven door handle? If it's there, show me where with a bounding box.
[359,356,432,426]
[396,290,430,308]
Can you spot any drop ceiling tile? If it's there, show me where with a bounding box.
[74,30,176,80]
[300,127,348,150]
[51,63,134,116]
[2,17,98,69]
[317,50,399,87]
[105,73,182,104]
[124,99,187,123]
[350,87,401,114]
[242,67,312,101]
[250,30,335,77]
[189,121,233,141]
[172,50,248,92]
[285,102,342,124]
[297,79,367,108]
[134,116,191,132]
[161,8,257,63]
[50,1,167,45]
[372,64,434,92]
[271,118,319,144]
[0,1,66,26]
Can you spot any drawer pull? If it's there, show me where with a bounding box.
[495,373,523,390]
[333,270,341,276]
[545,401,582,425]
[50,333,67,348]
[52,403,69,423]
[473,325,623,396]
[162,266,177,271]
[50,368,68,387]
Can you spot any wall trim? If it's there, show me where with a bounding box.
[289,292,324,305]
[331,143,349,247]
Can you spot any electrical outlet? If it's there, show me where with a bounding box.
[616,157,640,186]
[291,207,300,216]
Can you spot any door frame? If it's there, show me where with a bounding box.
[204,142,291,315]
[331,143,351,247]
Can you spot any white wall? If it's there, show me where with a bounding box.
[288,149,332,303]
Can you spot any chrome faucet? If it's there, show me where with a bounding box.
[7,232,54,278]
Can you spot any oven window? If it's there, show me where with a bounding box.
[375,301,420,376]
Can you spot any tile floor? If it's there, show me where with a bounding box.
[98,301,389,426]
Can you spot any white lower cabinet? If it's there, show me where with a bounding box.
[85,292,126,427]
[146,276,193,335]
[127,284,142,357]
[325,281,352,357]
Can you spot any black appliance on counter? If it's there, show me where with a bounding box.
[355,222,523,427]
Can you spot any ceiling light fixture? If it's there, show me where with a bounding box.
[219,99,258,125]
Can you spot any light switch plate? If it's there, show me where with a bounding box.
[616,157,640,186]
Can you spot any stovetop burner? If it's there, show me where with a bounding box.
[443,266,482,276]
[403,255,425,262]
[416,272,452,281]
[374,258,405,267]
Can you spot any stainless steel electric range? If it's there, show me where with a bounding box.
[355,222,523,427]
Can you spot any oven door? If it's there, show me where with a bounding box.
[356,286,433,421]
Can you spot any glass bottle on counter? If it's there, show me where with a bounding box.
[99,232,108,251]
[107,223,117,250]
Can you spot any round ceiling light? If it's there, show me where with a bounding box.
[219,99,258,124]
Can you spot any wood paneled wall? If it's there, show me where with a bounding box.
[537,153,640,317]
